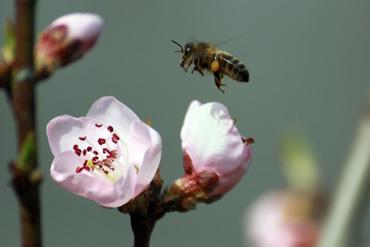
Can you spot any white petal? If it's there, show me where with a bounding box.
[47,115,97,156]
[126,121,162,197]
[50,151,135,207]
[210,144,252,195]
[87,96,140,140]
[181,101,245,174]
[246,191,297,247]
[51,13,103,41]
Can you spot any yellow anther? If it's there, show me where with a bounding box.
[87,160,95,168]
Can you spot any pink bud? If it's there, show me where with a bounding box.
[35,13,103,71]
[244,191,320,247]
[179,100,253,198]
[47,96,161,207]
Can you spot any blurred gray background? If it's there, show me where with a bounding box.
[1,0,369,246]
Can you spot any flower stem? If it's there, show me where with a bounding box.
[319,111,370,247]
[130,213,156,247]
[8,0,42,247]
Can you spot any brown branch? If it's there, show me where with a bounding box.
[9,0,42,247]
[119,171,166,247]
[121,169,202,247]
[130,213,156,247]
[0,62,12,88]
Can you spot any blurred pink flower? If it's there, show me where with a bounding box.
[179,100,253,197]
[47,96,161,207]
[244,191,320,247]
[35,13,103,71]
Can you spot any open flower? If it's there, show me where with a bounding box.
[244,191,321,247]
[167,101,253,209]
[35,13,103,72]
[47,96,161,207]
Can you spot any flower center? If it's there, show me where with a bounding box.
[72,122,123,176]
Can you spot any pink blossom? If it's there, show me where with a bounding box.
[244,191,320,247]
[35,13,103,71]
[47,96,161,207]
[179,100,253,197]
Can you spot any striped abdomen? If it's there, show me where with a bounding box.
[218,53,249,82]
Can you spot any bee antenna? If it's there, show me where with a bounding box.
[171,40,183,53]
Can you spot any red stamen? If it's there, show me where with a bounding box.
[107,125,114,132]
[76,166,83,173]
[104,159,112,166]
[98,138,106,145]
[93,151,99,155]
[87,146,92,152]
[74,148,82,156]
[79,136,86,141]
[112,133,120,143]
[107,150,118,159]
[95,123,103,128]
[73,144,78,150]
[83,149,87,156]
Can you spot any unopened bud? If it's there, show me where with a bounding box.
[180,101,253,198]
[35,13,103,73]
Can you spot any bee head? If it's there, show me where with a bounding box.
[171,40,195,70]
[183,42,194,57]
[180,42,195,69]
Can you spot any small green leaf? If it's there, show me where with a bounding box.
[2,18,16,63]
[16,132,37,171]
[281,130,319,192]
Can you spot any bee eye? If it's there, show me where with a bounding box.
[185,47,191,55]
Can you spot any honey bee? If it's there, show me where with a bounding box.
[171,40,249,93]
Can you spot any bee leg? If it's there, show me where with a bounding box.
[192,57,199,72]
[183,60,193,72]
[191,66,197,73]
[196,68,204,76]
[191,57,204,76]
[192,66,204,76]
[213,72,226,93]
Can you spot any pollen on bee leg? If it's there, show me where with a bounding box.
[211,60,219,72]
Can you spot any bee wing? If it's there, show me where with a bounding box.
[214,34,243,47]
[217,53,234,65]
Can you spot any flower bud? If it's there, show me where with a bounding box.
[166,101,253,209]
[35,13,103,72]
[244,190,322,247]
[47,96,161,207]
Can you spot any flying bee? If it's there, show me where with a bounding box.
[171,40,249,93]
